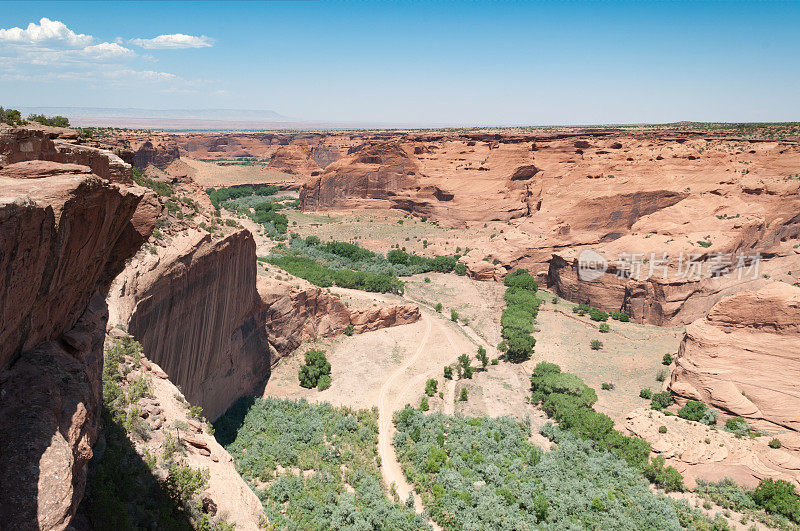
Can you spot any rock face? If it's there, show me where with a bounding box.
[96,134,181,170]
[284,128,800,324]
[0,127,157,529]
[258,278,420,359]
[0,126,132,182]
[109,229,271,421]
[626,408,800,489]
[670,283,800,438]
[0,294,108,529]
[300,140,533,223]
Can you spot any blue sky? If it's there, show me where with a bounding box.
[1,1,799,125]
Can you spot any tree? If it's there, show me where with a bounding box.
[459,388,469,401]
[662,353,673,365]
[1,107,24,126]
[506,333,535,362]
[419,396,429,411]
[435,302,443,313]
[443,365,453,380]
[450,309,459,322]
[424,379,438,396]
[650,391,673,411]
[476,346,488,369]
[753,479,800,523]
[677,400,707,422]
[457,354,473,379]
[298,349,331,389]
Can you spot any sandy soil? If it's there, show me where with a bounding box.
[181,157,301,188]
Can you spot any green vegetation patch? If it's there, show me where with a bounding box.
[81,336,213,529]
[393,407,684,530]
[500,269,541,362]
[215,397,428,530]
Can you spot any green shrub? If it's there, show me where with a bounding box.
[769,438,783,449]
[678,400,707,422]
[476,346,489,368]
[590,339,603,350]
[420,396,429,411]
[658,425,668,433]
[424,379,438,397]
[393,408,682,529]
[639,388,653,399]
[443,366,453,380]
[599,323,610,333]
[317,374,332,390]
[132,168,173,197]
[588,308,609,322]
[434,302,443,312]
[268,254,403,294]
[662,353,674,365]
[450,309,459,322]
[503,269,538,291]
[724,417,752,436]
[459,387,468,401]
[651,392,674,411]
[454,263,467,276]
[611,310,630,322]
[643,456,685,492]
[601,382,615,391]
[753,479,800,523]
[216,398,426,530]
[298,349,331,389]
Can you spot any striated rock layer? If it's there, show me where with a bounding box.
[627,408,800,489]
[258,278,421,360]
[670,283,800,443]
[109,228,271,421]
[0,127,157,529]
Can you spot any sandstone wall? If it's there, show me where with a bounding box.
[0,127,157,529]
[670,283,800,443]
[258,278,420,360]
[110,229,270,420]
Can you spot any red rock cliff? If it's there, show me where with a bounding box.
[0,126,157,529]
[670,283,800,445]
[109,228,271,421]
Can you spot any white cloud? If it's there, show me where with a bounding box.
[130,33,213,49]
[82,42,135,60]
[0,17,92,48]
[105,68,178,82]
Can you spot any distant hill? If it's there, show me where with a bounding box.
[19,107,293,122]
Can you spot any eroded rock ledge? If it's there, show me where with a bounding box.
[670,282,800,445]
[0,126,157,529]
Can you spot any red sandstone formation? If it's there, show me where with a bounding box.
[670,283,800,446]
[290,130,800,325]
[258,278,420,359]
[109,228,270,421]
[0,126,157,529]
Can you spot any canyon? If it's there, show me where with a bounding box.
[2,121,800,529]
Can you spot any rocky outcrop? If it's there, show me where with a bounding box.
[0,126,132,182]
[626,408,800,489]
[258,278,420,359]
[300,142,420,211]
[0,293,108,529]
[0,127,157,529]
[109,229,270,421]
[670,283,800,439]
